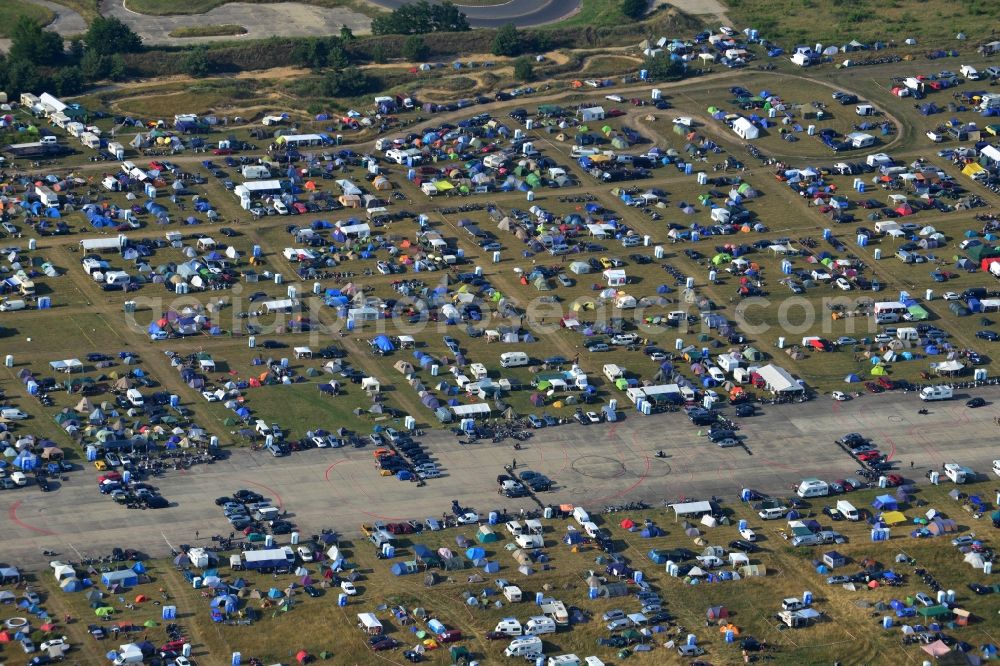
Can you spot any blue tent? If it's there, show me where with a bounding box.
[373,336,395,353]
[482,561,499,573]
[872,495,898,511]
[266,588,283,599]
[844,374,861,383]
[465,547,486,560]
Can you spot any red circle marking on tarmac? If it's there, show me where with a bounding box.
[590,454,652,504]
[324,459,350,481]
[239,479,284,511]
[8,500,57,536]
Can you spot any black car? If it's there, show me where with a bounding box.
[734,403,755,417]
[234,489,264,503]
[320,345,347,359]
[303,585,322,597]
[969,582,991,595]
[261,340,287,349]
[145,495,169,509]
[966,397,986,408]
[728,539,760,553]
[837,433,867,447]
[527,477,553,492]
[219,227,238,237]
[707,429,737,443]
[214,496,232,506]
[647,611,673,624]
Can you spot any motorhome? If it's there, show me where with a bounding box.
[919,385,953,401]
[505,636,544,657]
[524,616,557,636]
[500,351,529,368]
[796,478,830,498]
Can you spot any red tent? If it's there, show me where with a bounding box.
[296,650,311,664]
[620,518,635,530]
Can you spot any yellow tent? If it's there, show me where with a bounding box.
[881,511,906,525]
[963,163,986,179]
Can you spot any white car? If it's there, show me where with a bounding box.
[993,459,1000,477]
[586,411,602,424]
[835,277,852,291]
[942,292,959,301]
[456,512,480,525]
[1,408,28,420]
[297,546,314,562]
[649,352,667,361]
[175,658,192,666]
[340,581,358,595]
[831,391,850,401]
[673,116,693,127]
[150,331,169,341]
[40,637,68,651]
[201,390,220,402]
[739,528,757,542]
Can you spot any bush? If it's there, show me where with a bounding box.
[402,35,429,62]
[492,23,522,57]
[513,57,535,82]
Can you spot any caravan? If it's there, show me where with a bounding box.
[505,636,544,658]
[500,351,529,368]
[796,478,829,498]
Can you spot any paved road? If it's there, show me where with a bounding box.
[369,0,580,28]
[3,388,998,565]
[0,0,87,53]
[102,0,372,44]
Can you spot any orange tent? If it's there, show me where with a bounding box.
[135,595,148,603]
[304,181,316,190]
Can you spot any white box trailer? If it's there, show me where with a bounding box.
[79,235,127,253]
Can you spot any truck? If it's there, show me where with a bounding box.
[943,463,973,484]
[919,385,953,401]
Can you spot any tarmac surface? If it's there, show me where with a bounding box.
[369,0,580,28]
[2,388,999,565]
[102,0,373,44]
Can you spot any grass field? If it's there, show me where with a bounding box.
[726,0,1000,48]
[168,24,248,38]
[0,0,56,38]
[12,478,1000,664]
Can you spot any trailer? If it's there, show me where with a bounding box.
[79,235,127,253]
[242,548,289,571]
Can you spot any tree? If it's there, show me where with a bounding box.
[371,0,468,35]
[182,47,211,77]
[80,49,109,80]
[492,23,522,57]
[53,66,83,95]
[370,42,388,64]
[68,39,85,62]
[108,54,127,80]
[620,0,648,20]
[85,16,142,55]
[293,39,330,69]
[402,35,428,62]
[340,25,355,41]
[9,18,64,66]
[644,53,687,81]
[323,67,372,96]
[513,57,534,82]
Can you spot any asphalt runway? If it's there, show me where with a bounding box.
[369,0,581,28]
[2,388,998,565]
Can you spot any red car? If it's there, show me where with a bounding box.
[877,377,895,390]
[884,474,904,487]
[213,148,233,155]
[864,382,884,393]
[438,630,462,644]
[291,202,308,215]
[857,451,882,462]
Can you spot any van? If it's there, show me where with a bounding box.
[0,299,26,311]
[505,636,544,657]
[677,644,705,656]
[581,521,600,539]
[758,507,787,520]
[494,617,523,636]
[895,249,914,264]
[105,271,130,287]
[572,506,590,525]
[515,534,543,549]
[875,312,900,324]
[505,520,524,536]
[571,147,600,158]
[524,616,557,636]
[10,471,28,486]
[500,352,529,368]
[791,534,821,547]
[40,135,57,146]
[125,389,144,407]
[796,478,829,498]
[836,499,859,521]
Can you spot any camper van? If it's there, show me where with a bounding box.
[524,616,557,636]
[943,463,972,484]
[505,636,544,657]
[125,389,144,407]
[836,500,860,521]
[494,617,523,636]
[500,351,529,368]
[919,385,953,401]
[796,478,829,498]
[548,656,581,666]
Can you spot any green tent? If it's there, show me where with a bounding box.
[917,605,951,618]
[95,607,114,616]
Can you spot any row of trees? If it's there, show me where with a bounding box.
[371,0,469,36]
[0,15,142,96]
